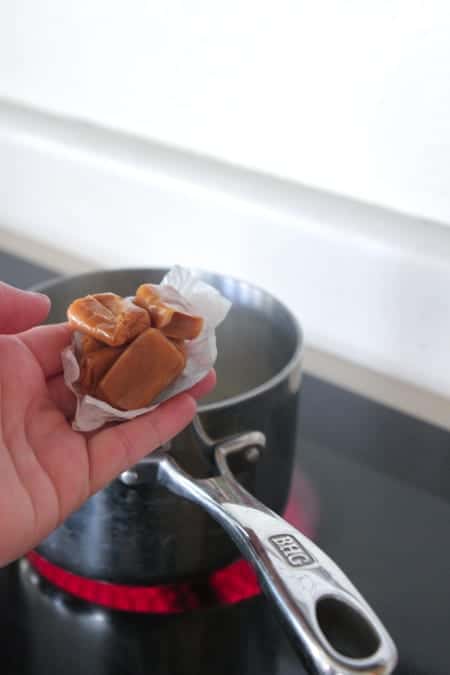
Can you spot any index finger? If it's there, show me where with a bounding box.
[0,283,50,334]
[20,323,72,378]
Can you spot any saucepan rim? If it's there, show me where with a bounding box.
[31,266,304,413]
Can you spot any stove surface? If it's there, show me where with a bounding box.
[1,250,449,674]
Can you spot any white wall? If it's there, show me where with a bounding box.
[1,1,450,225]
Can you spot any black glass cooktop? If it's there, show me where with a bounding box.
[1,249,449,675]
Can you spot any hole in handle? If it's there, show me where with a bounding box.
[316,596,380,659]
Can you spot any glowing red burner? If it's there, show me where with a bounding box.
[26,551,261,614]
[27,473,318,614]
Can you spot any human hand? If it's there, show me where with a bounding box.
[0,282,215,566]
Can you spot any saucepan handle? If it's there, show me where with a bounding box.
[154,432,398,675]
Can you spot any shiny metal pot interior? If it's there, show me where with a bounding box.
[33,269,303,584]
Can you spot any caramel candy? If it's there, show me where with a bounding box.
[134,283,160,307]
[135,284,203,340]
[68,293,150,347]
[171,339,187,367]
[96,328,185,410]
[80,335,103,354]
[78,346,124,395]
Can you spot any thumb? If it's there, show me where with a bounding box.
[0,282,51,334]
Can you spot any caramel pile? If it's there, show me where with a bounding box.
[67,284,203,410]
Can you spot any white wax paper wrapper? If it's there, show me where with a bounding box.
[62,266,231,432]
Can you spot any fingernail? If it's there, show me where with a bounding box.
[29,291,50,300]
[29,291,51,307]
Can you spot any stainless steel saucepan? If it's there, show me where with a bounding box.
[32,268,397,675]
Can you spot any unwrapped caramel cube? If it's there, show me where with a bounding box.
[78,346,124,395]
[171,339,187,367]
[96,328,185,410]
[80,335,103,354]
[68,293,150,347]
[135,284,203,340]
[67,283,201,411]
